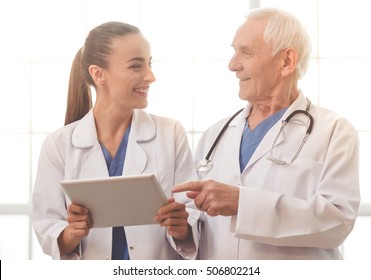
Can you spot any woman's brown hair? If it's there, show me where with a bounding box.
[64,22,141,125]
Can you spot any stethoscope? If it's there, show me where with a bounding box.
[267,99,313,165]
[196,99,313,172]
[196,108,243,172]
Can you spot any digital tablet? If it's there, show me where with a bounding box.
[60,174,168,228]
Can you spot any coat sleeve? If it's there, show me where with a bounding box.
[32,134,81,260]
[167,120,201,259]
[232,117,360,249]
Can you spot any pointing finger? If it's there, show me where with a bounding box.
[172,181,205,193]
[186,191,199,199]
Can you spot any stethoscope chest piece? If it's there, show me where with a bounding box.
[196,159,213,172]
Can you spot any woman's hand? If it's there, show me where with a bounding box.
[58,203,93,256]
[154,197,191,241]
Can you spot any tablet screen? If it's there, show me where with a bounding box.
[60,174,168,227]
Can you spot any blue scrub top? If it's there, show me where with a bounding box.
[240,108,287,172]
[100,125,131,260]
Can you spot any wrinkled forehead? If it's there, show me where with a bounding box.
[231,18,269,50]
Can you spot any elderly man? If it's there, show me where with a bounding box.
[173,8,360,260]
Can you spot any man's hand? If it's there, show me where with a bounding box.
[172,180,240,216]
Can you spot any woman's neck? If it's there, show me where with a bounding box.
[93,106,133,158]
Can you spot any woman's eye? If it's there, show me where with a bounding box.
[131,64,141,69]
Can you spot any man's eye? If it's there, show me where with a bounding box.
[131,64,141,69]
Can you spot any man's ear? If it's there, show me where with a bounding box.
[88,65,106,85]
[281,48,298,77]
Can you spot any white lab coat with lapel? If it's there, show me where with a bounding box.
[196,92,360,259]
[32,109,199,260]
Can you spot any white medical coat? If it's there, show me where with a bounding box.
[196,92,360,259]
[32,109,199,260]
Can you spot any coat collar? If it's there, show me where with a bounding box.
[71,109,156,149]
[71,110,97,148]
[239,92,310,172]
[70,109,156,178]
[227,92,309,129]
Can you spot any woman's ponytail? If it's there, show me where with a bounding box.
[64,48,92,125]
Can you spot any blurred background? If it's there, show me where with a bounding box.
[0,0,370,260]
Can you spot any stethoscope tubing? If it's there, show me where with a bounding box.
[204,108,244,161]
[198,98,313,171]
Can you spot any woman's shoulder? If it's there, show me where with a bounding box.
[49,121,78,138]
[136,109,182,127]
[42,121,79,150]
[149,113,179,124]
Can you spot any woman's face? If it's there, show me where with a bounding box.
[97,33,156,111]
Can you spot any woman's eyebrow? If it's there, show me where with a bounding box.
[126,57,145,63]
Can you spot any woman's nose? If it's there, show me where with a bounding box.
[145,66,156,83]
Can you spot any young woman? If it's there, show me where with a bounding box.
[32,22,199,260]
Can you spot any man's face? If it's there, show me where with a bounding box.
[229,18,283,104]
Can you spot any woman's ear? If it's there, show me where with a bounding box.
[281,48,298,77]
[88,65,106,85]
